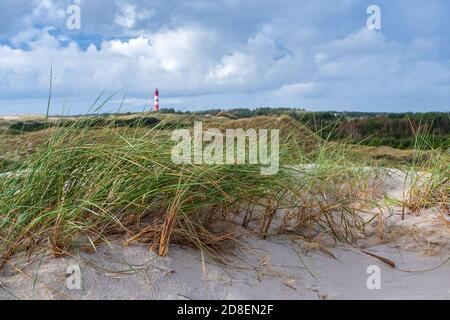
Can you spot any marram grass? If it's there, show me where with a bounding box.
[0,115,393,264]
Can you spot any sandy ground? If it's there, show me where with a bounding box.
[0,169,449,300]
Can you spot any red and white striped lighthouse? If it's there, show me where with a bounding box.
[154,88,159,112]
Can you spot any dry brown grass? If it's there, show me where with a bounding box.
[203,115,321,153]
[350,145,416,165]
[0,129,56,165]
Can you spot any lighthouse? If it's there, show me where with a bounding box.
[154,88,159,112]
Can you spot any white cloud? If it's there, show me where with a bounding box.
[277,83,317,98]
[209,52,252,82]
[115,2,153,28]
[1,0,450,113]
[0,26,222,98]
[1,25,450,112]
[32,0,66,20]
[105,36,152,57]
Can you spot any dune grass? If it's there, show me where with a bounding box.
[0,113,446,266]
[402,128,449,218]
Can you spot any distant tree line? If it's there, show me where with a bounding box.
[161,108,449,149]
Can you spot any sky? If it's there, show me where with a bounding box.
[0,0,450,115]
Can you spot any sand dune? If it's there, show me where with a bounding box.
[1,170,448,300]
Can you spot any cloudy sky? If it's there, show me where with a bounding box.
[1,0,450,115]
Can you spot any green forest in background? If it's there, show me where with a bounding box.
[163,108,449,150]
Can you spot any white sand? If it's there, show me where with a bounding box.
[1,169,449,300]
